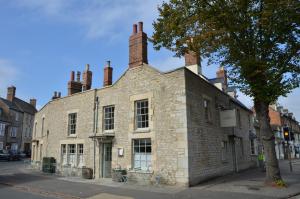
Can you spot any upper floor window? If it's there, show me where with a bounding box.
[41,118,45,137]
[135,99,149,129]
[204,99,212,122]
[68,113,77,135]
[0,123,5,136]
[15,112,19,121]
[103,106,115,131]
[10,127,17,137]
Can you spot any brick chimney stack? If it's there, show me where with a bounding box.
[82,64,93,91]
[68,71,83,95]
[7,86,16,102]
[185,51,200,66]
[129,21,148,68]
[30,99,37,108]
[104,61,113,87]
[216,67,228,91]
[185,50,202,75]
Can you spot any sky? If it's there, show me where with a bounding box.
[0,0,299,120]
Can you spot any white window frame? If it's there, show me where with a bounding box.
[10,127,17,137]
[133,138,152,171]
[135,99,149,129]
[103,106,115,131]
[68,113,77,135]
[77,144,84,167]
[0,123,5,136]
[67,144,76,167]
[221,141,228,161]
[204,99,212,122]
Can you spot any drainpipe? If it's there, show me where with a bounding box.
[93,90,99,179]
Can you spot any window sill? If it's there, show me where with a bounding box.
[103,130,115,134]
[128,169,153,174]
[134,128,151,133]
[67,134,77,138]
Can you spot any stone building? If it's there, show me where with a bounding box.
[32,22,256,186]
[0,86,37,154]
[253,104,300,160]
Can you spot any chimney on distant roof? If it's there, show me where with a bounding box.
[216,67,228,91]
[104,61,113,87]
[129,21,148,68]
[68,71,83,95]
[7,86,16,102]
[82,64,92,91]
[30,99,37,108]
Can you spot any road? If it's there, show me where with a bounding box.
[0,160,299,199]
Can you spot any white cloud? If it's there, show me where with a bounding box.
[11,0,164,40]
[0,59,19,97]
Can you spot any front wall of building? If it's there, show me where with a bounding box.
[32,90,95,175]
[33,65,189,185]
[95,65,188,185]
[185,70,255,186]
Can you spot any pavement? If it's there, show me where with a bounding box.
[0,159,299,199]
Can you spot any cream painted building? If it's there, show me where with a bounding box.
[32,22,257,186]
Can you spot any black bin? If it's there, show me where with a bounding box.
[82,167,93,179]
[42,157,56,173]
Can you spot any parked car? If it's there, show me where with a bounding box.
[18,152,27,159]
[0,150,10,161]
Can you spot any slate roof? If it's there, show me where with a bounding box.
[0,97,37,115]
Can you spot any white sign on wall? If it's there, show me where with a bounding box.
[220,109,237,127]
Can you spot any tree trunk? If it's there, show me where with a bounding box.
[254,99,282,183]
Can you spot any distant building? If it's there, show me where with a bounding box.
[32,22,256,186]
[253,104,300,159]
[0,86,37,154]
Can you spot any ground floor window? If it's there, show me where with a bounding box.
[250,139,256,155]
[77,144,84,167]
[221,141,228,161]
[61,144,67,165]
[61,144,84,167]
[11,143,18,152]
[133,139,151,171]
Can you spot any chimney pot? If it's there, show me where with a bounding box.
[104,61,113,87]
[133,24,137,34]
[129,21,148,68]
[71,71,75,81]
[58,92,61,98]
[138,21,143,32]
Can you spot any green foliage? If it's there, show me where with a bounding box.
[275,179,287,187]
[152,0,300,104]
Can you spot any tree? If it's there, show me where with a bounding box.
[151,0,300,183]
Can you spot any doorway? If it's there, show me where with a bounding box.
[102,143,112,178]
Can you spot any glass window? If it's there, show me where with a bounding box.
[133,139,151,171]
[68,144,76,166]
[10,127,17,137]
[0,123,5,136]
[61,144,67,165]
[68,113,77,135]
[77,144,84,167]
[135,100,149,129]
[204,99,212,122]
[103,106,115,131]
[221,141,228,161]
